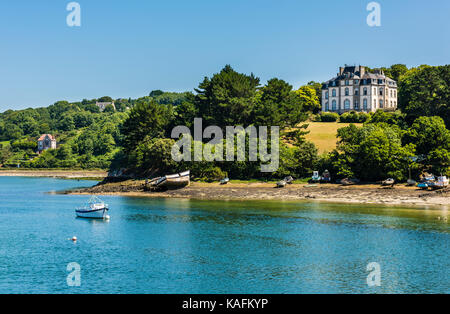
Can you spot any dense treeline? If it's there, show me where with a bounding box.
[0,64,448,181]
[117,65,320,180]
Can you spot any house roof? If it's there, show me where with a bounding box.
[38,134,55,141]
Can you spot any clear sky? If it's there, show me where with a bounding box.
[0,0,449,111]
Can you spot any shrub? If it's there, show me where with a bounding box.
[340,111,370,123]
[11,139,37,151]
[318,112,340,122]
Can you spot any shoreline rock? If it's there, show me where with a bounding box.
[66,180,450,208]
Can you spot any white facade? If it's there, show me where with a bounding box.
[322,66,398,114]
[37,134,57,152]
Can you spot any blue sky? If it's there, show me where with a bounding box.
[0,0,449,111]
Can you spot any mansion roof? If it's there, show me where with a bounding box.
[322,66,396,89]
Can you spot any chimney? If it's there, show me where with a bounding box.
[339,67,344,75]
[360,66,366,77]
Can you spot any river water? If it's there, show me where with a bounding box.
[0,177,448,294]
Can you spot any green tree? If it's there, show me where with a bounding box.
[133,137,180,176]
[405,116,450,173]
[98,96,113,103]
[333,124,415,181]
[405,116,450,155]
[121,99,173,152]
[195,65,260,127]
[398,65,450,126]
[253,78,308,128]
[0,145,12,164]
[103,104,116,113]
[382,64,409,82]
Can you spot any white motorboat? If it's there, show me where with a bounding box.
[76,196,109,219]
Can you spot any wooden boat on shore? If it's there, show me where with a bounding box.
[276,180,287,188]
[284,176,294,184]
[340,178,359,186]
[220,178,230,185]
[154,171,190,189]
[382,178,395,187]
[76,196,109,219]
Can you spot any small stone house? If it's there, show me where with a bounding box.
[37,134,57,153]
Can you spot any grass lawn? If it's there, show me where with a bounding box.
[305,122,362,154]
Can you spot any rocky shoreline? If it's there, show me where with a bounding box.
[66,180,450,208]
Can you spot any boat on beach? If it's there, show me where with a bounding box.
[382,178,395,187]
[429,176,449,190]
[76,196,109,219]
[417,182,429,190]
[153,171,190,189]
[276,180,287,188]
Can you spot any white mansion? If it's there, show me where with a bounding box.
[321,66,398,114]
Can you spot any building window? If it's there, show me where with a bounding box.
[354,100,359,110]
[345,80,349,86]
[380,99,384,108]
[374,88,377,94]
[374,99,377,107]
[363,99,368,110]
[325,102,329,111]
[380,88,383,96]
[332,89,336,97]
[332,100,337,111]
[355,89,359,96]
[345,88,349,96]
[363,87,368,96]
[354,80,359,85]
[325,91,329,99]
[344,99,350,110]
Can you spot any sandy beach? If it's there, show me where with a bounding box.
[66,180,450,208]
[0,169,108,179]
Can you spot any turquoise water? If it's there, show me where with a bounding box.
[0,177,448,294]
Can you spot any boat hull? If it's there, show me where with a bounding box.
[154,171,190,189]
[76,208,109,219]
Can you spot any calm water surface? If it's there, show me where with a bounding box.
[0,177,448,294]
